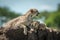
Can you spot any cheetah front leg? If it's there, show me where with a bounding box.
[20,24,27,35]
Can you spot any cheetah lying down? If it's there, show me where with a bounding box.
[2,9,39,35]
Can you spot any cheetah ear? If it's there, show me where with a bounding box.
[30,9,34,13]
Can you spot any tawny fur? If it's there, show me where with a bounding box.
[30,21,40,30]
[29,21,40,33]
[39,23,47,30]
[30,21,58,33]
[30,21,47,32]
[2,9,39,35]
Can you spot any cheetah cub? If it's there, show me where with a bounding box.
[2,9,39,35]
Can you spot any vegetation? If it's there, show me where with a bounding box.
[37,3,60,29]
[0,7,21,19]
[0,3,60,29]
[0,6,21,26]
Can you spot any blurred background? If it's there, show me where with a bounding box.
[0,0,60,29]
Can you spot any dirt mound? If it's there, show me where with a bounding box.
[0,26,60,40]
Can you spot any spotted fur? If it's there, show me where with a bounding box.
[2,9,39,35]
